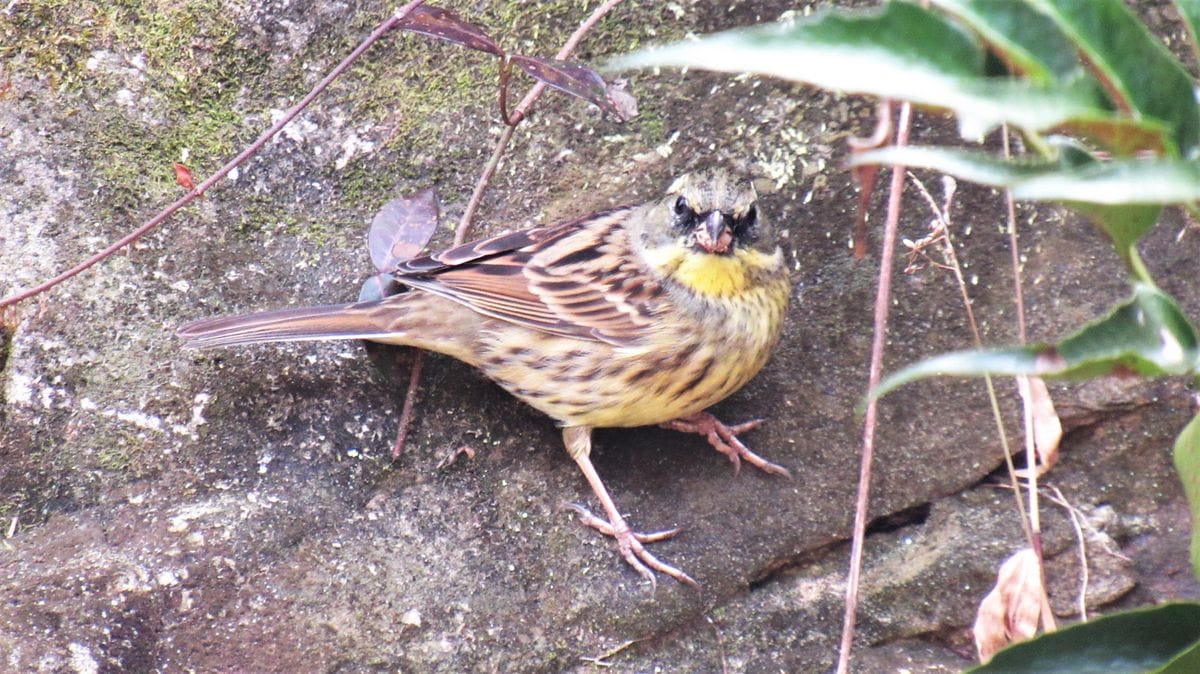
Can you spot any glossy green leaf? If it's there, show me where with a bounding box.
[1176,413,1200,583]
[1010,157,1200,205]
[851,145,1058,186]
[611,1,1108,139]
[873,284,1200,399]
[851,146,1200,267]
[1027,0,1200,157]
[855,146,1200,205]
[930,0,1083,83]
[968,602,1200,672]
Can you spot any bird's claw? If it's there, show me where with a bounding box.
[662,411,791,478]
[567,503,697,588]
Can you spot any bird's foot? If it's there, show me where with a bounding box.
[662,411,791,478]
[567,503,697,588]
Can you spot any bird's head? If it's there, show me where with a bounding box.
[642,169,770,256]
[638,169,785,298]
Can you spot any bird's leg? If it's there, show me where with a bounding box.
[661,411,791,478]
[562,426,697,588]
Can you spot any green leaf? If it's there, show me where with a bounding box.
[1010,159,1200,204]
[930,0,1084,83]
[1055,112,1172,156]
[854,146,1200,205]
[851,145,1059,186]
[1058,203,1161,272]
[849,146,1200,268]
[1175,0,1200,69]
[873,284,1200,399]
[1027,0,1200,157]
[968,602,1200,672]
[611,1,1108,139]
[870,347,1045,400]
[1163,640,1200,674]
[1176,413,1200,582]
[1056,285,1198,373]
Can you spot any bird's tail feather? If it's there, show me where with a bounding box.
[177,300,404,349]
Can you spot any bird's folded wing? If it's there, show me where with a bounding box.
[394,208,665,346]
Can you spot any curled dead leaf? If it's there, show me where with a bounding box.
[974,548,1046,663]
[1015,376,1063,478]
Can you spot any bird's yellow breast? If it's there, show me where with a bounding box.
[644,246,780,298]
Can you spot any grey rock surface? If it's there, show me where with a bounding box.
[2,1,1199,672]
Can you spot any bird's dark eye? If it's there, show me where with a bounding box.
[741,204,757,230]
[672,196,696,231]
[732,204,758,240]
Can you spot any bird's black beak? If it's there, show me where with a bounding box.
[695,211,734,254]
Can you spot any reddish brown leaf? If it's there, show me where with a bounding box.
[173,163,195,191]
[509,54,625,119]
[396,6,503,57]
[847,101,894,258]
[368,187,439,272]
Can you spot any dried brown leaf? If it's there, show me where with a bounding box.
[1016,376,1063,478]
[974,584,1008,664]
[974,548,1045,663]
[436,445,476,469]
[368,188,439,272]
[396,6,503,57]
[509,54,625,119]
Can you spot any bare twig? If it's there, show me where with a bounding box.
[907,174,1034,549]
[1046,485,1090,621]
[1001,125,1027,344]
[498,57,515,125]
[835,101,911,674]
[0,1,428,309]
[399,0,625,455]
[391,348,426,459]
[1000,124,1054,631]
[906,173,1058,658]
[909,171,1060,636]
[988,481,1129,564]
[455,0,625,244]
[579,638,640,667]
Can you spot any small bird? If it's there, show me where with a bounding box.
[178,169,792,586]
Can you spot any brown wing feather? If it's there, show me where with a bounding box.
[393,207,665,345]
